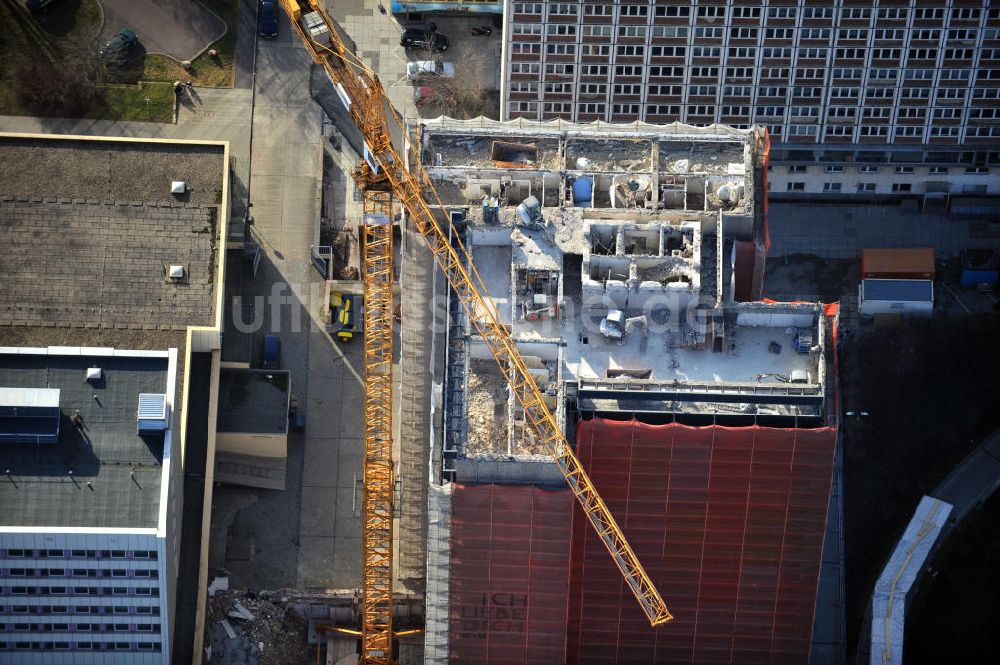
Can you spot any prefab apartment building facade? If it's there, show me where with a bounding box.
[501,0,1000,201]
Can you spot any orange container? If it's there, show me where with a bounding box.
[861,248,935,280]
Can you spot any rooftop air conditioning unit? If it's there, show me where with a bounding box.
[85,367,102,382]
[169,265,185,280]
[790,370,811,384]
[136,393,169,433]
[171,181,187,194]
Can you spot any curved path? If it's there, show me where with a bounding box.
[857,427,1000,663]
[98,0,226,61]
[932,428,1000,519]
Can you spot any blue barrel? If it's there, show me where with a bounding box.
[572,178,593,207]
[263,335,280,366]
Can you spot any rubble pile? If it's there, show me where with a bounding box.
[206,588,308,665]
[465,362,509,457]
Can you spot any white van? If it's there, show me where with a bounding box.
[406,60,456,81]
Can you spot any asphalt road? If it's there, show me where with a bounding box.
[98,0,225,61]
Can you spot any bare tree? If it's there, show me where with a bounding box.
[412,38,500,120]
[15,33,106,115]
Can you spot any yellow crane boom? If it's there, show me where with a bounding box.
[278,4,673,659]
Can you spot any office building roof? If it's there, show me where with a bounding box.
[0,347,174,530]
[0,134,226,339]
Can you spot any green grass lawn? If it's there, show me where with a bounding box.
[112,0,239,88]
[91,81,175,122]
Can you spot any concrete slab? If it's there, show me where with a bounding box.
[472,246,513,324]
[306,343,354,380]
[299,486,338,537]
[296,535,338,588]
[330,535,362,580]
[768,203,996,260]
[301,439,342,488]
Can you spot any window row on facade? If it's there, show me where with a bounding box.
[513,23,1000,44]
[1,604,161,615]
[1,585,161,597]
[782,181,990,194]
[512,3,996,23]
[0,640,162,652]
[1,549,158,560]
[510,42,999,67]
[3,567,159,578]
[1,621,161,632]
[510,63,1000,88]
[782,164,993,174]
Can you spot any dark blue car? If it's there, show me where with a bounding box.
[258,0,278,39]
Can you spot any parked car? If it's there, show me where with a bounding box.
[258,0,279,39]
[406,60,456,81]
[400,28,448,52]
[100,28,138,62]
[414,85,452,106]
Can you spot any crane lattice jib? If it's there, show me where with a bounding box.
[279,0,672,629]
[360,191,395,665]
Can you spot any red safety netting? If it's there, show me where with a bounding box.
[449,484,573,664]
[566,420,837,665]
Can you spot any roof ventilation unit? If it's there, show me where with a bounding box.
[86,367,102,382]
[171,181,187,195]
[168,265,185,280]
[136,393,169,434]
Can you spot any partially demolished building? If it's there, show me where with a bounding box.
[419,119,836,663]
[417,118,838,664]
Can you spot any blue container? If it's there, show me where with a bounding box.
[263,335,281,367]
[572,178,593,207]
[960,269,999,288]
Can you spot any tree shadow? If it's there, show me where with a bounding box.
[31,0,88,40]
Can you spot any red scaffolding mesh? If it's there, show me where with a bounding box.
[447,423,836,664]
[566,420,838,665]
[449,484,573,664]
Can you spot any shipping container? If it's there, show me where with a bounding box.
[859,278,934,316]
[861,248,935,280]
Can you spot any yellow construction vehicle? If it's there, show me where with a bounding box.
[330,291,362,342]
[278,2,673,662]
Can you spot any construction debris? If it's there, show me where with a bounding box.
[465,361,509,457]
[229,601,255,621]
[221,619,237,640]
[209,575,230,597]
[206,588,308,665]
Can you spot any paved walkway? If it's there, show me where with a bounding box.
[233,0,258,89]
[933,429,1000,521]
[98,0,226,61]
[769,203,1000,260]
